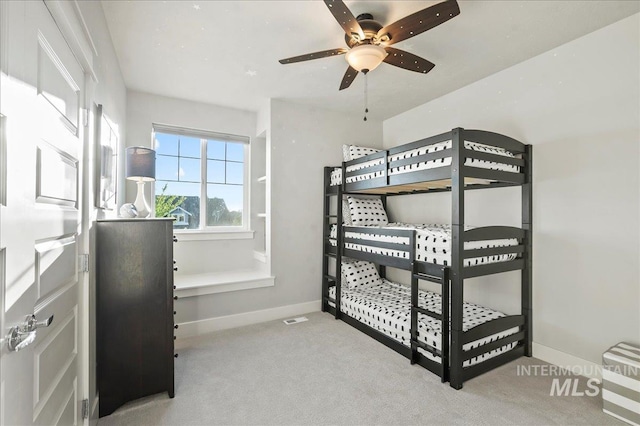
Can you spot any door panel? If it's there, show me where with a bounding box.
[37,35,80,133]
[36,235,78,299]
[0,1,84,425]
[36,144,79,207]
[56,384,77,426]
[35,307,76,406]
[33,306,77,424]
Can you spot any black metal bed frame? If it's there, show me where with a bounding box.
[321,127,532,389]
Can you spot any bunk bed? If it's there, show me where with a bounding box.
[321,127,532,389]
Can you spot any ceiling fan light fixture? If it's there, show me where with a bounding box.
[345,44,387,72]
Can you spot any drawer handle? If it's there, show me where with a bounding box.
[174,324,179,329]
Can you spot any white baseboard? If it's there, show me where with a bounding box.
[177,300,322,338]
[533,342,602,381]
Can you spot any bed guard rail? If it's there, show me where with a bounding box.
[460,315,526,362]
[462,129,526,154]
[462,226,527,278]
[342,226,415,270]
[342,150,388,189]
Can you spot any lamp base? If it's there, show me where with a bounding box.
[133,180,151,218]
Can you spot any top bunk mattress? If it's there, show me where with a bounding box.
[330,140,519,186]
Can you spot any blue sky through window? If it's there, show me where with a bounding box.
[154,132,244,211]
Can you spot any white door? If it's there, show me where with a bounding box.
[0,1,85,424]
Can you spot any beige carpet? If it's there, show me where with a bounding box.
[98,312,622,426]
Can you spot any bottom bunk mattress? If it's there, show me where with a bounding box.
[328,280,518,367]
[330,223,518,267]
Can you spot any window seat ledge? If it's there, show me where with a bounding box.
[175,270,275,297]
[173,230,255,242]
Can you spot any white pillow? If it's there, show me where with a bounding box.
[342,144,352,162]
[341,260,381,289]
[349,145,381,161]
[342,144,381,162]
[347,196,388,226]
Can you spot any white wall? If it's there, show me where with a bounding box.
[175,100,383,322]
[269,99,384,306]
[126,91,258,274]
[383,14,640,364]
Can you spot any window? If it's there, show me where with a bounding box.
[153,124,249,231]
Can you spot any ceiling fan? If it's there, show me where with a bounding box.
[279,0,460,91]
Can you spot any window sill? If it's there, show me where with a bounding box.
[173,230,255,241]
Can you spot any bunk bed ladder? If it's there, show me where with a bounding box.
[321,165,346,320]
[449,128,466,390]
[522,145,533,356]
[410,263,450,383]
[333,162,351,320]
[379,194,388,280]
[335,182,344,320]
[322,167,338,313]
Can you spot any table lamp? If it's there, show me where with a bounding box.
[126,146,155,218]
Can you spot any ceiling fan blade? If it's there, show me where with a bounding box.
[339,66,358,90]
[324,0,364,41]
[383,47,435,74]
[279,48,348,64]
[377,0,460,46]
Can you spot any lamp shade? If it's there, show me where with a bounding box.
[126,146,155,182]
[345,44,387,72]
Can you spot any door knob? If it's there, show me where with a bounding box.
[6,314,54,352]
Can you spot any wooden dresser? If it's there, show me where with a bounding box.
[95,218,176,417]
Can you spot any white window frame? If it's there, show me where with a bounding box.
[152,123,251,237]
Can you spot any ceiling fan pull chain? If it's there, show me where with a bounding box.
[364,71,368,122]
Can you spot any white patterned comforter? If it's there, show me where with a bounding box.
[330,223,518,267]
[328,279,518,367]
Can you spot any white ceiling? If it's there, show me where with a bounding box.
[102,1,639,121]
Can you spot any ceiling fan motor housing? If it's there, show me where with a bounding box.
[346,14,384,47]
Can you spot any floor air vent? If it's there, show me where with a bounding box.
[283,316,308,325]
